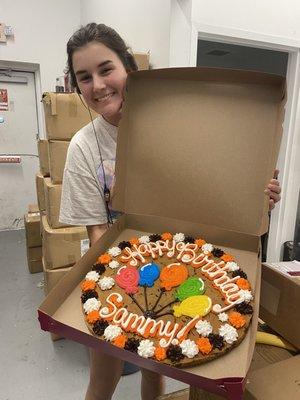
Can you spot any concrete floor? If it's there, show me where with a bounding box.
[0,229,188,400]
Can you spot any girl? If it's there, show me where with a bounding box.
[60,23,281,400]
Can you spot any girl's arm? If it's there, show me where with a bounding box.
[87,223,108,246]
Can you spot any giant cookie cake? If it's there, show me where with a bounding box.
[80,232,254,368]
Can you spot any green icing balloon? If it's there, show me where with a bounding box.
[175,277,205,301]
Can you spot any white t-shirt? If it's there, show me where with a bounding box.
[59,115,118,226]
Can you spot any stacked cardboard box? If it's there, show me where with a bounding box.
[40,92,94,273]
[24,204,43,273]
[133,52,150,70]
[34,92,98,339]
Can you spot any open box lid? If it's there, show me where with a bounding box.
[114,67,285,236]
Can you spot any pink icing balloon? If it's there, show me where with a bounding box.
[115,266,139,294]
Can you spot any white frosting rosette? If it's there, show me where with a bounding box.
[180,339,199,358]
[108,247,121,257]
[98,276,115,290]
[218,312,229,322]
[138,235,150,244]
[137,339,155,358]
[85,271,100,282]
[173,233,185,243]
[195,320,213,337]
[219,324,238,344]
[83,298,101,314]
[108,260,120,269]
[226,261,239,272]
[103,325,123,341]
[237,289,253,303]
[202,243,214,254]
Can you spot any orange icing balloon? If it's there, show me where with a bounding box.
[160,263,188,291]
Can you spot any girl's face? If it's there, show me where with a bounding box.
[72,41,128,126]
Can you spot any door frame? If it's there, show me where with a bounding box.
[188,25,300,262]
[0,60,45,139]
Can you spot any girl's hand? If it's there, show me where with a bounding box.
[264,169,281,211]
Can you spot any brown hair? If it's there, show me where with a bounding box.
[66,23,138,92]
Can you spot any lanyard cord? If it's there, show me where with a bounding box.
[88,107,113,226]
[77,94,113,226]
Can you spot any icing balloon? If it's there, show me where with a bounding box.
[173,295,212,318]
[115,266,139,294]
[139,263,160,287]
[175,277,205,301]
[160,263,188,291]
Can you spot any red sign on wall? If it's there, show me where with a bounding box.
[0,89,8,111]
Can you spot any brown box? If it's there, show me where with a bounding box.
[134,52,150,70]
[48,140,70,184]
[43,257,72,294]
[24,210,41,248]
[28,204,39,213]
[26,246,43,273]
[41,215,88,269]
[36,172,46,211]
[43,258,72,341]
[42,92,98,140]
[245,354,300,400]
[260,261,300,349]
[39,68,285,397]
[43,178,68,228]
[157,345,295,400]
[37,139,50,176]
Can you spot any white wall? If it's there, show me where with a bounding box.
[170,0,300,66]
[0,0,81,230]
[0,0,81,92]
[80,0,171,68]
[191,0,300,41]
[170,0,300,261]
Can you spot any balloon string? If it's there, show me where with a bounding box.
[155,311,174,318]
[143,286,148,310]
[155,300,177,315]
[129,294,145,313]
[151,288,165,311]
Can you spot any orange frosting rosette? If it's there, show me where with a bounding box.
[195,239,206,247]
[86,310,100,324]
[236,278,250,290]
[129,237,139,246]
[113,335,127,348]
[229,311,246,328]
[197,337,212,355]
[221,253,234,262]
[97,253,112,264]
[154,346,167,361]
[81,280,96,292]
[161,232,172,241]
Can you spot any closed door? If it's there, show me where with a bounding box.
[0,70,39,230]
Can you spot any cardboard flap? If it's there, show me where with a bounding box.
[114,67,285,236]
[42,92,57,116]
[42,92,87,117]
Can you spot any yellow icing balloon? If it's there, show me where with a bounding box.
[173,295,212,318]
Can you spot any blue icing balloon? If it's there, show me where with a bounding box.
[139,263,160,287]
